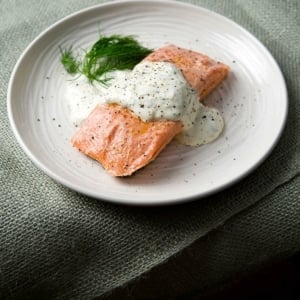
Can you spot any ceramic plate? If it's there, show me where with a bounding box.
[7,0,287,205]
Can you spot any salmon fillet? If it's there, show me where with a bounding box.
[72,103,183,176]
[71,45,229,176]
[145,44,229,99]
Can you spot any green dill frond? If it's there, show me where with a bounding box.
[59,47,80,74]
[59,34,153,84]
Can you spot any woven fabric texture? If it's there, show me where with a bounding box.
[101,175,300,300]
[0,0,299,299]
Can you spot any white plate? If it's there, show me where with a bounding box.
[7,0,287,205]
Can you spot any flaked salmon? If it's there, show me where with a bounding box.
[71,45,229,176]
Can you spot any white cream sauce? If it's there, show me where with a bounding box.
[176,103,224,146]
[65,72,128,126]
[102,62,200,130]
[65,61,224,146]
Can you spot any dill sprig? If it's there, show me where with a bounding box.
[60,34,153,84]
[59,47,80,74]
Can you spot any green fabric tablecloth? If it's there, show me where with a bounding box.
[0,0,299,299]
